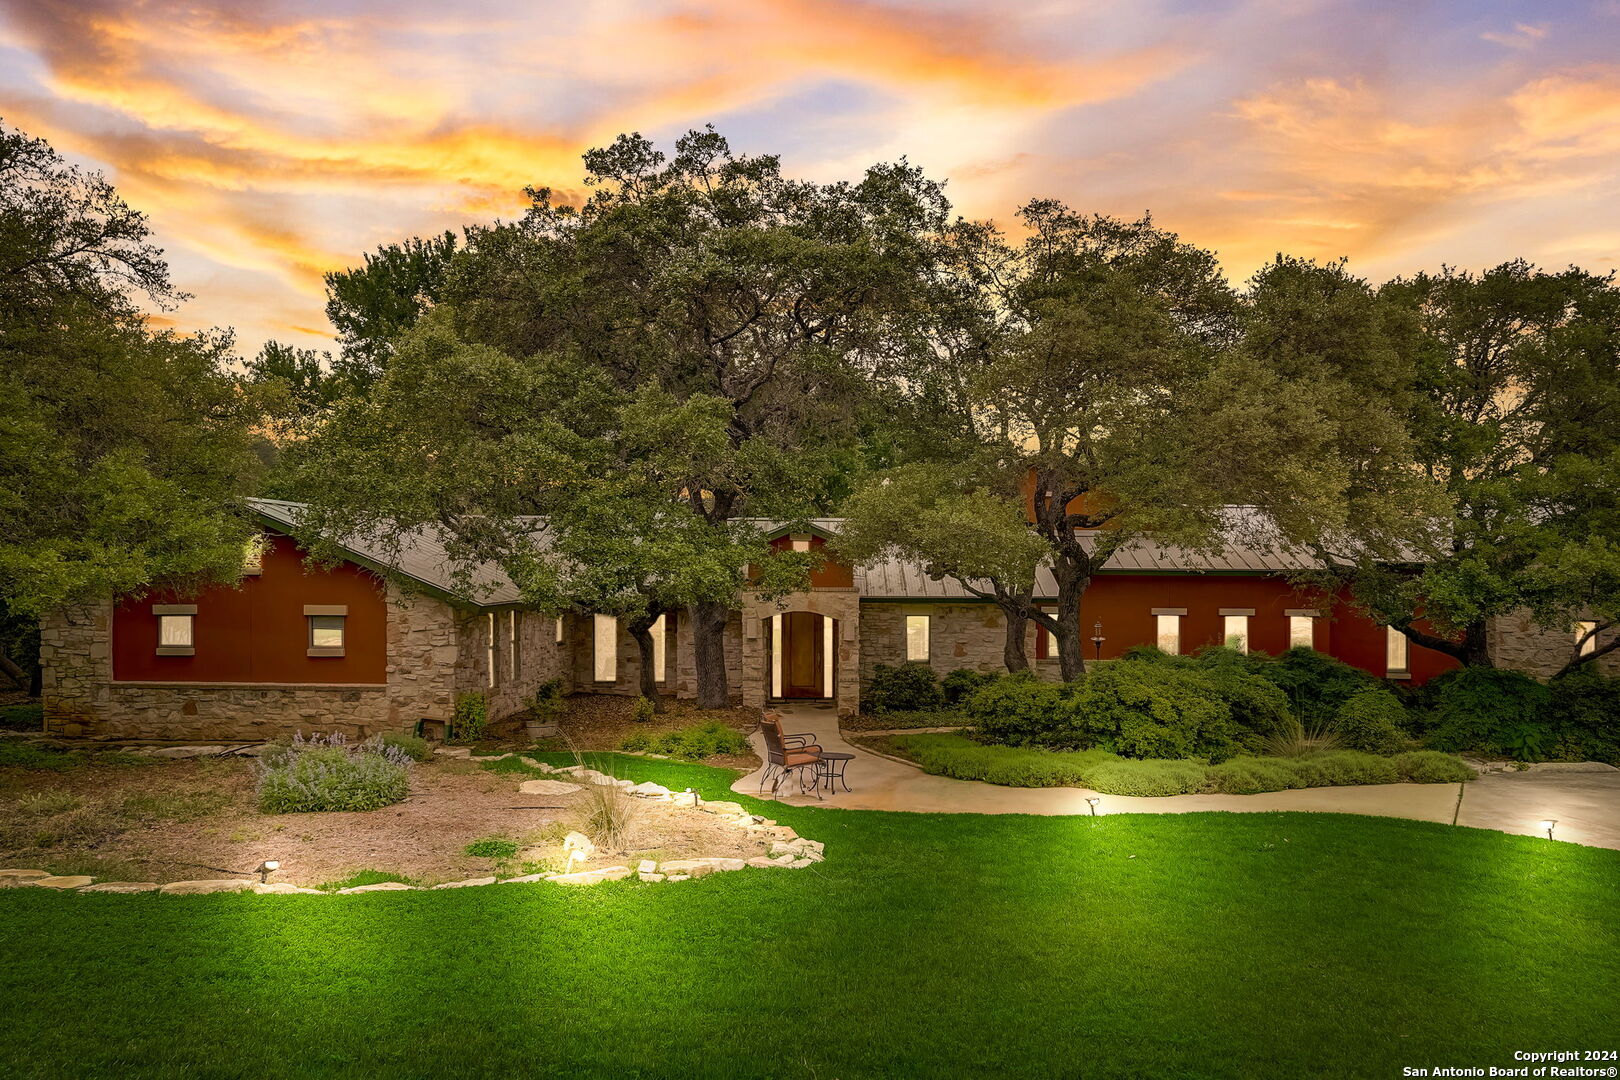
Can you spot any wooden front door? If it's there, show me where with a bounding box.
[781,612,825,698]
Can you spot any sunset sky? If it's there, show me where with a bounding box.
[2,0,1618,357]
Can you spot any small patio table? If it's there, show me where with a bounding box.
[816,752,854,795]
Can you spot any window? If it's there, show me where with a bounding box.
[487,612,498,686]
[651,613,667,683]
[1386,626,1410,675]
[305,605,347,657]
[555,616,564,644]
[242,535,266,575]
[1287,610,1319,650]
[790,535,811,553]
[1153,608,1184,655]
[905,614,930,662]
[770,615,783,698]
[510,611,522,681]
[153,604,196,656]
[1577,621,1598,657]
[1221,609,1253,653]
[593,614,617,682]
[1035,606,1057,660]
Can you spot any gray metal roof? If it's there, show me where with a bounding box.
[248,500,1313,607]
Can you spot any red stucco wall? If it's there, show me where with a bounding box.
[112,532,388,685]
[768,534,856,589]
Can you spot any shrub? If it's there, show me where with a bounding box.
[1426,668,1553,759]
[1062,662,1236,760]
[887,734,1112,788]
[1260,647,1380,724]
[1546,666,1620,764]
[1333,689,1409,755]
[1393,750,1476,783]
[526,678,566,724]
[865,662,945,713]
[452,692,489,743]
[580,774,637,850]
[0,703,42,732]
[631,696,656,724]
[1260,717,1342,758]
[464,837,520,859]
[380,732,433,762]
[941,668,999,707]
[1205,757,1308,794]
[618,721,749,760]
[1301,750,1401,786]
[1083,758,1208,796]
[1192,650,1293,748]
[256,734,411,813]
[962,671,1069,746]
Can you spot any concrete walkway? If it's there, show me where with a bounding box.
[733,704,1620,851]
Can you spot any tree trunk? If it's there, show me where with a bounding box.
[689,600,731,709]
[998,601,1029,672]
[1394,618,1493,667]
[0,649,25,690]
[1051,562,1089,681]
[626,611,664,712]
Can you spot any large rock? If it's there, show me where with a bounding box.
[253,883,324,895]
[628,782,673,798]
[432,877,497,889]
[80,881,160,893]
[337,882,418,893]
[517,779,581,796]
[159,879,255,895]
[499,873,548,884]
[586,774,619,787]
[695,800,746,817]
[435,747,472,759]
[562,832,596,861]
[0,869,50,886]
[25,875,95,890]
[549,866,632,886]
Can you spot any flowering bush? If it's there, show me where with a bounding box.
[255,732,413,813]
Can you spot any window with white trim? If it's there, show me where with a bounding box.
[154,604,196,656]
[305,605,347,657]
[1221,610,1252,653]
[593,614,617,682]
[1035,606,1057,660]
[1576,620,1598,657]
[1386,626,1410,674]
[1287,611,1318,650]
[1153,609,1183,655]
[905,614,930,662]
[651,613,667,683]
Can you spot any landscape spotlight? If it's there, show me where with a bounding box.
[256,860,279,884]
[1086,797,1101,817]
[1539,819,1558,841]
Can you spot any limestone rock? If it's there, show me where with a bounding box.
[629,782,673,798]
[432,877,497,889]
[562,832,596,860]
[587,773,619,787]
[518,779,582,796]
[665,874,691,882]
[746,857,778,868]
[80,881,160,893]
[338,882,417,893]
[638,872,665,883]
[637,859,658,874]
[500,874,548,884]
[25,875,95,890]
[696,800,746,817]
[253,883,324,895]
[787,858,815,869]
[549,866,631,886]
[159,879,255,895]
[0,869,50,885]
[657,859,716,878]
[435,747,472,759]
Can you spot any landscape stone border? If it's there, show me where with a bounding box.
[0,751,825,896]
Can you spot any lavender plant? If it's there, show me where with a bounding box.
[255,732,413,813]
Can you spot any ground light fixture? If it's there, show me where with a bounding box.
[1539,819,1558,841]
[256,860,279,884]
[1090,621,1106,661]
[1086,797,1101,816]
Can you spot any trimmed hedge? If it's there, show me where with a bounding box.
[882,734,1474,796]
[962,671,1069,746]
[1334,688,1409,755]
[1061,661,1237,760]
[866,662,945,713]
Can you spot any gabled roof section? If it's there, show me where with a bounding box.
[752,519,845,543]
[247,498,524,608]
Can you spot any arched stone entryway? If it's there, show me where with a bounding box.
[740,589,860,717]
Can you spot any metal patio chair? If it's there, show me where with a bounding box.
[758,713,823,796]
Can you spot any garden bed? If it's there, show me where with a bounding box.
[539,694,760,770]
[0,741,771,887]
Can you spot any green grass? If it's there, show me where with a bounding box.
[317,870,422,892]
[0,702,42,732]
[0,741,155,770]
[1,753,1616,1078]
[463,836,520,859]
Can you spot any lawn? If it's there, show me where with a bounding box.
[1,753,1616,1079]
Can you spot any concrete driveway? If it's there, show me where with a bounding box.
[733,704,1620,851]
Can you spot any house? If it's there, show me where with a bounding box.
[38,499,1612,741]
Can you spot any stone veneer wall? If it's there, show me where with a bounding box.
[740,588,862,717]
[561,610,743,703]
[1488,612,1620,680]
[859,602,1054,687]
[453,609,569,720]
[40,584,460,741]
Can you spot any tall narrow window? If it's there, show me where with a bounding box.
[555,616,564,644]
[1153,609,1184,655]
[305,605,347,658]
[1576,620,1598,657]
[905,614,930,662]
[153,604,196,656]
[593,614,617,683]
[1386,626,1410,674]
[1221,609,1253,653]
[1035,606,1058,660]
[1287,610,1318,650]
[770,615,783,698]
[651,613,667,683]
[823,616,835,697]
[487,612,497,686]
[510,611,522,680]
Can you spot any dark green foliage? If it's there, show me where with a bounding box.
[884,734,1111,787]
[452,692,488,744]
[464,837,520,859]
[1393,750,1478,783]
[379,732,433,762]
[1333,688,1409,754]
[318,870,421,892]
[941,668,999,707]
[865,662,945,713]
[1189,648,1292,748]
[1204,757,1308,794]
[631,697,656,724]
[1063,662,1236,760]
[961,670,1068,745]
[618,722,750,760]
[1546,666,1620,764]
[0,703,42,732]
[0,742,151,769]
[1259,647,1380,724]
[1082,758,1210,796]
[526,679,566,724]
[1426,668,1554,759]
